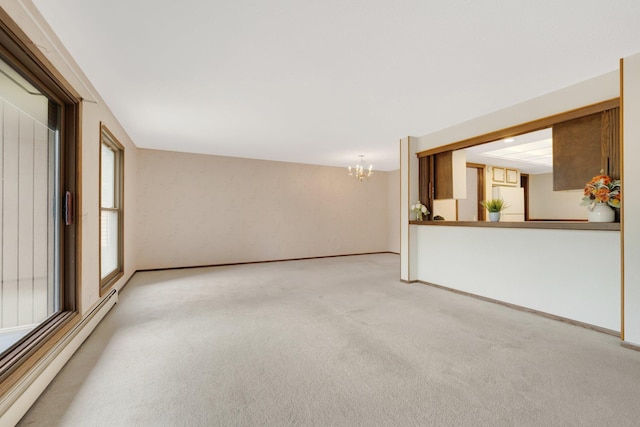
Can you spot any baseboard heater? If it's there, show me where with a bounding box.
[0,288,118,425]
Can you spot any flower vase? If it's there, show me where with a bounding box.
[416,211,423,221]
[489,212,501,222]
[588,203,615,223]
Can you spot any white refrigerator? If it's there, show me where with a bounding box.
[492,186,525,222]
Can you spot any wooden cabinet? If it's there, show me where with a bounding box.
[418,150,467,220]
[433,150,466,199]
[553,108,620,191]
[434,152,453,199]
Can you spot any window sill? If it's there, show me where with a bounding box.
[100,271,123,297]
[409,220,620,231]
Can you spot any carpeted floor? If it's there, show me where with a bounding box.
[17,254,640,426]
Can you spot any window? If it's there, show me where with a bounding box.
[0,11,78,385]
[100,125,124,292]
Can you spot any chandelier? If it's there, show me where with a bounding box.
[348,155,373,182]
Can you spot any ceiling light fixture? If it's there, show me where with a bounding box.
[348,155,373,182]
[504,138,515,143]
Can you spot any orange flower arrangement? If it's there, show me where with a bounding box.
[581,172,621,208]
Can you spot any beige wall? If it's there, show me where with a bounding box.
[1,3,401,421]
[432,199,457,220]
[528,173,587,220]
[387,169,400,253]
[622,53,640,344]
[414,71,619,154]
[3,0,402,297]
[1,1,139,315]
[402,70,623,323]
[403,71,620,280]
[79,102,137,311]
[136,149,394,270]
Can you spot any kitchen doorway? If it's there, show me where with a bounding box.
[521,174,530,220]
[457,163,486,221]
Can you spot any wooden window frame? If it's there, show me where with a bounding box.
[0,10,80,392]
[99,124,124,295]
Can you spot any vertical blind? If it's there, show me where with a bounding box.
[1,96,58,331]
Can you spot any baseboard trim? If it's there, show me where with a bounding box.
[400,279,417,284]
[116,270,141,295]
[0,289,118,425]
[137,252,397,273]
[621,341,640,352]
[416,280,619,338]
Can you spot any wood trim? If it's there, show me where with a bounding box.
[621,341,640,352]
[100,271,124,292]
[0,312,74,383]
[136,252,399,273]
[521,174,529,221]
[0,313,79,397]
[601,107,620,179]
[398,139,402,277]
[620,58,625,341]
[417,98,620,158]
[407,137,411,280]
[100,124,125,151]
[76,102,83,314]
[434,151,454,199]
[465,163,486,221]
[0,9,81,398]
[466,162,485,168]
[417,280,619,337]
[418,156,430,217]
[477,166,485,221]
[115,271,138,295]
[62,102,80,313]
[527,218,587,222]
[409,220,619,231]
[1,15,82,315]
[0,9,81,102]
[492,167,505,182]
[99,124,125,296]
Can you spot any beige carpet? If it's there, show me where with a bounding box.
[18,254,640,426]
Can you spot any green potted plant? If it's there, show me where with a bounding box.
[480,198,508,222]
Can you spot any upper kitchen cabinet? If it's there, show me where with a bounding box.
[417,149,467,220]
[553,107,620,191]
[434,150,466,200]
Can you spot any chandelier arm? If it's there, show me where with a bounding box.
[347,155,373,181]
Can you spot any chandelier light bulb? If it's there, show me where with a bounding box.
[347,155,373,182]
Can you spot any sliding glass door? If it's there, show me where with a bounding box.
[0,56,61,354]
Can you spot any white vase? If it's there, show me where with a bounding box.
[588,203,615,223]
[489,212,501,222]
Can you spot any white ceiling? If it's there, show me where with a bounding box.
[31,0,640,171]
[465,128,553,175]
